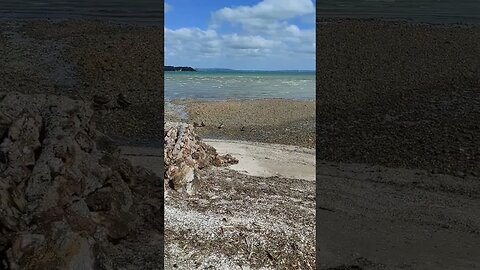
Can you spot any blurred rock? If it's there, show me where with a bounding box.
[0,92,163,269]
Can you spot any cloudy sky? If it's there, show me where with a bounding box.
[165,0,315,70]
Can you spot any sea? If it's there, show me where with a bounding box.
[165,70,315,101]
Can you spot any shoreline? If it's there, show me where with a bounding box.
[166,98,316,148]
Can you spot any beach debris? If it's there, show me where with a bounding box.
[164,122,238,195]
[117,93,131,108]
[200,121,206,127]
[241,126,245,131]
[218,123,224,129]
[0,92,163,269]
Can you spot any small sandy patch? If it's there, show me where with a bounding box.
[205,139,315,181]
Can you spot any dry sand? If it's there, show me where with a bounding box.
[205,139,315,181]
[120,139,315,181]
[317,161,480,269]
[119,139,315,182]
[120,146,162,176]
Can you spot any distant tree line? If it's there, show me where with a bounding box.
[165,66,196,71]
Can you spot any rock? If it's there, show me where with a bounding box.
[0,92,163,269]
[164,122,238,195]
[213,156,224,167]
[171,165,196,195]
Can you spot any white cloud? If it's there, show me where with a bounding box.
[223,34,279,49]
[211,0,314,31]
[165,3,172,13]
[165,27,222,57]
[165,28,279,58]
[165,0,315,69]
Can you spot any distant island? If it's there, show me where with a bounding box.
[165,66,196,72]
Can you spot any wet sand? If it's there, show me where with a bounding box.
[171,99,316,148]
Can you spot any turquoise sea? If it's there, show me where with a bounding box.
[165,70,315,101]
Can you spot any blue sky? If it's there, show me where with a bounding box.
[165,0,316,70]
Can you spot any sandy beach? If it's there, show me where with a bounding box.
[169,99,316,148]
[206,139,315,181]
[120,146,163,176]
[317,18,479,175]
[163,137,316,269]
[0,19,163,142]
[317,161,480,269]
[316,18,480,269]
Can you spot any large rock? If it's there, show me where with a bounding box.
[0,92,163,269]
[164,122,237,195]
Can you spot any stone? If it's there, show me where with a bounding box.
[164,122,238,195]
[0,92,163,269]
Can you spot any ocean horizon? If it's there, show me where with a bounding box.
[166,68,315,72]
[165,69,315,101]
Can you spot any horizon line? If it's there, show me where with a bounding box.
[166,66,315,72]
